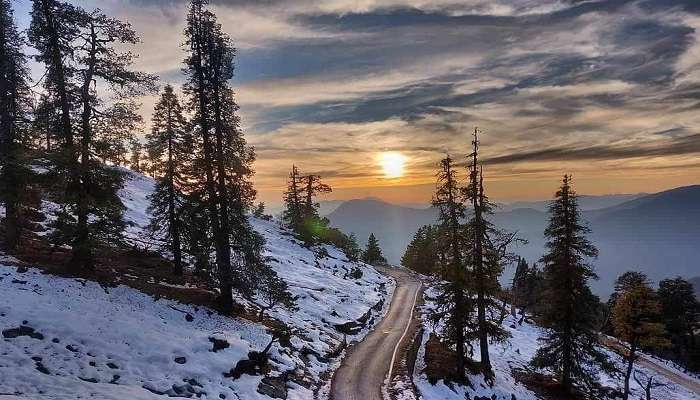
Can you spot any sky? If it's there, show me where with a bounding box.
[12,0,700,206]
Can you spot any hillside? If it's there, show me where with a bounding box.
[327,186,700,296]
[0,171,394,399]
[392,282,700,400]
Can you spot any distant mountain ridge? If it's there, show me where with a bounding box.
[327,185,700,296]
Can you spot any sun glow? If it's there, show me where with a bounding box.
[379,152,406,179]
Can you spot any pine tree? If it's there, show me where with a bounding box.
[362,233,387,266]
[282,167,332,243]
[31,1,156,270]
[512,258,544,321]
[611,276,668,400]
[465,129,513,378]
[29,0,82,234]
[92,102,142,166]
[73,9,155,270]
[183,0,264,309]
[0,0,32,250]
[32,94,60,152]
[530,175,615,393]
[401,225,439,275]
[29,0,79,151]
[252,202,271,221]
[129,138,143,173]
[282,165,304,235]
[658,277,700,370]
[344,233,362,262]
[146,85,189,275]
[300,173,331,243]
[430,155,472,381]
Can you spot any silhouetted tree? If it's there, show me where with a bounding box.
[300,173,332,242]
[401,225,439,275]
[430,155,472,381]
[465,128,514,378]
[362,233,387,266]
[530,175,615,393]
[0,0,32,250]
[282,166,333,244]
[29,0,79,156]
[183,0,264,309]
[612,277,668,400]
[282,165,304,234]
[146,85,189,275]
[658,277,700,370]
[128,138,143,173]
[512,258,543,323]
[252,202,272,221]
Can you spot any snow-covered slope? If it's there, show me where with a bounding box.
[0,170,393,399]
[410,284,700,400]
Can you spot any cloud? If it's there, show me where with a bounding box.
[35,0,700,200]
[485,133,700,164]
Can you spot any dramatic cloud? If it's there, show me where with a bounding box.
[15,0,700,204]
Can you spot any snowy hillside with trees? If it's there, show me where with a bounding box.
[0,171,393,399]
[404,284,700,400]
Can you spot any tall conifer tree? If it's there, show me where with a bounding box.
[183,0,263,309]
[0,0,32,250]
[146,85,189,275]
[430,155,472,381]
[282,165,304,235]
[530,175,615,393]
[465,129,513,378]
[362,233,387,266]
[31,1,156,270]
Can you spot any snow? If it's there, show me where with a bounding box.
[411,284,700,400]
[0,170,394,399]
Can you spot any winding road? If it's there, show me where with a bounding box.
[331,266,422,400]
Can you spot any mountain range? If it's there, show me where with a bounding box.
[326,185,700,297]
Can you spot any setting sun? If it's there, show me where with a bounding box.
[379,152,406,179]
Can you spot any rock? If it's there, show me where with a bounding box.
[257,377,287,399]
[51,338,60,343]
[107,362,119,369]
[174,357,187,364]
[35,362,50,375]
[89,361,96,367]
[2,326,44,340]
[185,313,194,322]
[334,320,362,335]
[110,375,120,384]
[79,377,99,383]
[209,337,230,352]
[65,344,78,352]
[372,298,384,311]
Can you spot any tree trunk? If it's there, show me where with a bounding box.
[212,74,233,310]
[39,0,73,147]
[191,7,232,310]
[166,108,182,276]
[71,21,97,271]
[454,287,466,381]
[472,138,492,378]
[623,341,637,400]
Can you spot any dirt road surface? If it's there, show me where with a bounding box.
[331,266,421,400]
